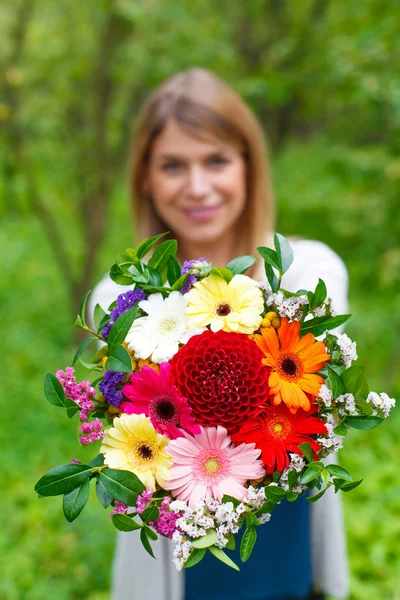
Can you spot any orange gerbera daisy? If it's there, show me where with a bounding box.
[254,317,330,413]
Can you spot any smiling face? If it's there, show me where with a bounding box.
[145,119,247,247]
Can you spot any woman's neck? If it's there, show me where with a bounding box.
[177,231,237,267]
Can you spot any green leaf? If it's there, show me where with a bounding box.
[140,505,160,523]
[65,397,79,418]
[127,264,149,284]
[93,345,108,364]
[333,422,348,436]
[257,246,281,271]
[148,240,178,270]
[44,373,66,408]
[264,485,286,502]
[311,279,327,309]
[321,468,330,486]
[264,262,279,293]
[73,336,97,366]
[125,248,138,262]
[96,478,114,508]
[140,527,156,558]
[226,255,256,275]
[167,256,182,285]
[210,267,233,283]
[209,546,240,571]
[105,345,132,373]
[117,252,136,270]
[327,364,345,397]
[288,470,299,491]
[326,464,353,481]
[94,304,107,331]
[184,548,207,568]
[147,266,163,286]
[136,232,168,260]
[240,526,257,562]
[301,466,322,484]
[63,479,90,522]
[286,492,299,502]
[74,314,85,329]
[144,525,158,541]
[171,273,189,291]
[191,529,218,549]
[79,290,92,326]
[300,314,351,337]
[88,454,105,468]
[257,501,275,515]
[246,512,260,526]
[226,532,236,551]
[342,366,369,398]
[107,308,139,349]
[339,479,363,492]
[112,513,142,531]
[274,233,294,273]
[307,488,328,503]
[98,468,145,504]
[110,263,134,285]
[346,416,383,430]
[35,463,92,497]
[298,442,314,463]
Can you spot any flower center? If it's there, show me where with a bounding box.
[204,459,220,474]
[215,301,232,317]
[150,395,179,425]
[276,352,304,382]
[137,443,153,460]
[156,400,176,420]
[264,415,292,441]
[160,318,178,335]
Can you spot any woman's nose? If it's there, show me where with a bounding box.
[187,166,210,199]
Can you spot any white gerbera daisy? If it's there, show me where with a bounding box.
[125,291,201,363]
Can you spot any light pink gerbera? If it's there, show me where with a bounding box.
[164,426,266,507]
[121,363,200,440]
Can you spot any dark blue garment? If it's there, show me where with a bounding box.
[185,496,312,600]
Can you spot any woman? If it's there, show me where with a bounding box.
[90,68,349,599]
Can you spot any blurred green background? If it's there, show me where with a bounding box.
[1,1,399,599]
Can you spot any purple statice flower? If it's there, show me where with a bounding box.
[99,371,127,407]
[102,289,146,338]
[110,501,129,519]
[150,497,180,538]
[180,258,210,294]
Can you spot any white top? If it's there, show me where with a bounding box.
[89,239,350,600]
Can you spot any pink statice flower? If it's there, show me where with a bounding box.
[80,418,105,446]
[121,363,200,440]
[136,488,154,514]
[110,501,129,519]
[164,426,265,508]
[150,496,180,538]
[56,366,96,421]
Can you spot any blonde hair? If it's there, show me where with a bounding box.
[130,68,275,267]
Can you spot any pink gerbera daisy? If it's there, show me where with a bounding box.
[121,363,200,440]
[164,426,266,507]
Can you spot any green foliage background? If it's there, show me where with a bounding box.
[1,1,399,599]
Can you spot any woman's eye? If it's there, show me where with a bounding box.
[208,155,228,168]
[161,161,183,173]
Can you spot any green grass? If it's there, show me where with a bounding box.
[1,139,399,599]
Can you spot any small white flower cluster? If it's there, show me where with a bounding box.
[317,384,333,408]
[317,414,344,453]
[171,501,214,539]
[367,392,396,418]
[279,454,307,494]
[266,291,308,321]
[336,333,358,368]
[336,393,358,417]
[244,485,266,508]
[214,502,241,547]
[171,531,193,571]
[312,298,335,318]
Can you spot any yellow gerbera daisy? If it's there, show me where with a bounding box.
[185,274,264,334]
[100,413,172,488]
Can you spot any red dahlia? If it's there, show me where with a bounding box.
[169,330,269,433]
[231,402,327,473]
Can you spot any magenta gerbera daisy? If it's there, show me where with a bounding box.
[163,426,266,507]
[121,363,200,440]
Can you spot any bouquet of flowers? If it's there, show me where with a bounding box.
[35,233,395,571]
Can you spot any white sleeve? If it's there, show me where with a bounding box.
[281,239,349,316]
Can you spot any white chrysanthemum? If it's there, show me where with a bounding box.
[125,291,201,363]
